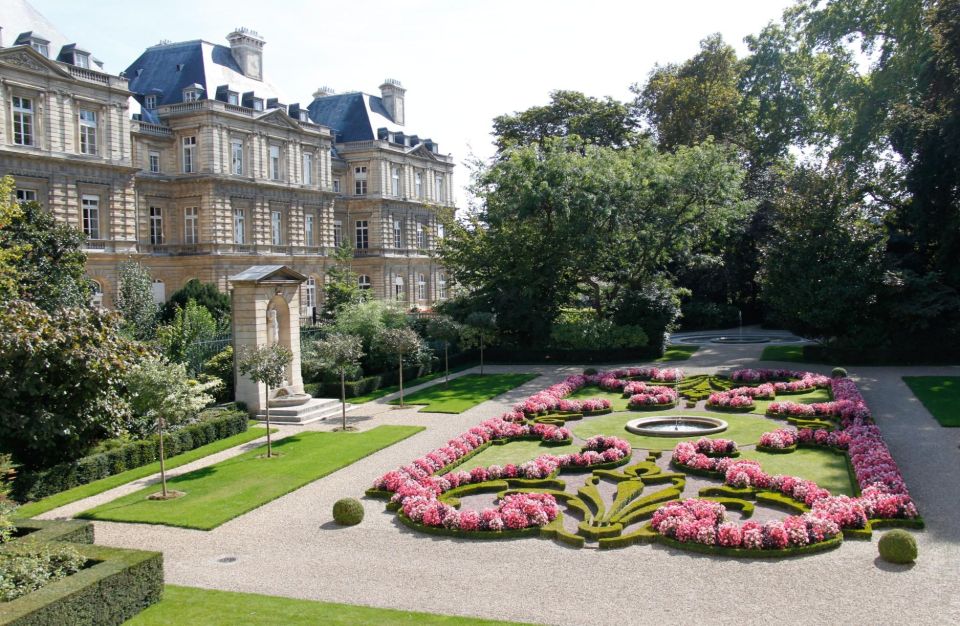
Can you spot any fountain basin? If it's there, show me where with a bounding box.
[625,416,728,437]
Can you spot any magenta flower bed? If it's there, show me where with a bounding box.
[627,385,678,409]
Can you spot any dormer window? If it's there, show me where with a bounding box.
[30,38,49,57]
[183,88,201,102]
[252,98,264,111]
[227,92,239,105]
[144,95,157,109]
[299,111,309,122]
[74,52,90,69]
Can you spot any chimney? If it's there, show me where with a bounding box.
[226,27,265,81]
[312,86,335,99]
[379,78,405,126]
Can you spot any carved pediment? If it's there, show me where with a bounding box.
[0,47,72,78]
[256,109,302,131]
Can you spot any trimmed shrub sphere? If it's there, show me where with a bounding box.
[878,529,917,564]
[832,367,848,378]
[332,498,364,526]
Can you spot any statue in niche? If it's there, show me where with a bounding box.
[268,308,279,345]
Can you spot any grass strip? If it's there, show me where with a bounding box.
[388,373,539,413]
[125,585,531,626]
[657,345,700,361]
[79,426,423,530]
[350,363,477,403]
[903,376,960,427]
[17,426,271,518]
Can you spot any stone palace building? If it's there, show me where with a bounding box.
[0,0,455,314]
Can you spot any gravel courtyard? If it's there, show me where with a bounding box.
[44,345,960,625]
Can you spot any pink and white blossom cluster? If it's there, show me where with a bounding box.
[758,429,798,449]
[531,422,572,443]
[596,367,686,390]
[627,386,678,408]
[515,374,611,416]
[402,491,559,532]
[706,390,755,409]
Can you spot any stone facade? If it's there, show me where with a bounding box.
[0,6,455,313]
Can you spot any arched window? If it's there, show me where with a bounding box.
[90,279,104,308]
[417,273,426,300]
[394,276,404,301]
[358,275,371,290]
[151,279,165,304]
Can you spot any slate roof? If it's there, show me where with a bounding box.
[124,40,286,108]
[229,265,306,283]
[2,0,103,68]
[307,92,400,143]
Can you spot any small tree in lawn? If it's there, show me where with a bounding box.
[376,327,424,408]
[313,333,364,430]
[126,358,219,499]
[116,260,159,340]
[238,345,292,458]
[462,312,497,375]
[427,315,462,386]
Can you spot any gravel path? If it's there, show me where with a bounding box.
[71,355,960,625]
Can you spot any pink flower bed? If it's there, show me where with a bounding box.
[758,429,798,449]
[531,422,572,443]
[597,367,686,390]
[627,386,678,408]
[515,373,613,416]
[706,390,755,410]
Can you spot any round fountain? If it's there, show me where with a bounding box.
[625,415,728,437]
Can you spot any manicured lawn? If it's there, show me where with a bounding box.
[752,387,832,414]
[388,373,538,413]
[740,448,855,496]
[903,376,960,427]
[760,345,807,362]
[657,345,700,361]
[125,585,529,626]
[573,410,781,452]
[566,386,631,411]
[457,439,580,470]
[350,363,476,403]
[17,426,271,518]
[79,426,423,529]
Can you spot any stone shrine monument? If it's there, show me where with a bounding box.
[229,265,348,424]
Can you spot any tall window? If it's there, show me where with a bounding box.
[333,220,342,248]
[15,189,37,204]
[78,109,97,155]
[355,220,368,249]
[354,166,367,195]
[231,139,243,175]
[435,173,444,201]
[304,214,315,246]
[184,207,198,244]
[417,273,426,300]
[393,218,402,248]
[437,273,447,299]
[304,277,317,312]
[81,195,100,239]
[12,96,34,146]
[303,152,313,185]
[233,208,245,244]
[148,150,160,173]
[391,166,400,196]
[144,94,157,109]
[416,223,425,249]
[358,275,371,290]
[271,211,283,245]
[149,206,164,244]
[394,276,404,301]
[269,145,281,181]
[437,223,445,239]
[182,136,196,173]
[414,171,422,197]
[332,177,341,193]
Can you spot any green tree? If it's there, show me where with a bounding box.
[160,279,230,326]
[492,90,638,152]
[115,260,158,340]
[323,240,364,317]
[156,299,222,373]
[0,301,145,468]
[331,299,409,373]
[426,315,462,385]
[375,327,424,407]
[312,334,364,430]
[125,358,219,497]
[0,176,25,300]
[460,312,497,375]
[237,345,292,458]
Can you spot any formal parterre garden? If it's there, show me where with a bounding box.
[368,367,923,557]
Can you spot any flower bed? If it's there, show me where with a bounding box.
[627,386,678,410]
[731,369,830,387]
[706,390,755,411]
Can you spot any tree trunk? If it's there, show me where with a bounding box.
[265,383,272,458]
[158,416,168,497]
[398,352,405,407]
[340,368,347,430]
[444,342,449,387]
[480,340,485,375]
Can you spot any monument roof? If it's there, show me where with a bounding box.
[229,265,306,284]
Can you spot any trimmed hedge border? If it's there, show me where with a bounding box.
[13,410,249,503]
[705,404,755,413]
[656,530,843,558]
[627,402,678,412]
[0,520,162,625]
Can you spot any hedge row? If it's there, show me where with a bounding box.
[305,364,433,399]
[0,520,162,625]
[12,410,248,503]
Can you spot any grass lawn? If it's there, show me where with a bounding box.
[388,373,538,413]
[566,386,631,411]
[125,585,530,626]
[658,345,700,361]
[455,439,580,470]
[751,387,832,414]
[17,426,271,519]
[350,363,476,403]
[903,376,960,427]
[740,448,855,496]
[573,410,781,452]
[79,426,423,530]
[760,344,833,364]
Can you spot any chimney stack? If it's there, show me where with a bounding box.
[379,78,405,126]
[226,27,265,81]
[312,86,335,99]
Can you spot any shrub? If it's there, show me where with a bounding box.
[878,529,917,564]
[332,498,364,526]
[832,367,848,378]
[201,346,234,403]
[583,367,598,376]
[0,542,86,602]
[549,308,647,351]
[160,279,230,325]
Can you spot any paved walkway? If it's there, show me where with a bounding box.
[58,352,960,625]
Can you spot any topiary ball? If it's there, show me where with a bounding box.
[832,367,848,378]
[878,529,917,564]
[583,368,598,376]
[332,497,364,526]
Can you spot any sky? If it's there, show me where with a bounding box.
[28,0,796,203]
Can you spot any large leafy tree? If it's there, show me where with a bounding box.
[115,260,158,340]
[323,240,364,318]
[160,279,230,326]
[0,301,145,468]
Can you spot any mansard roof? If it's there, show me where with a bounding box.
[2,0,104,68]
[307,92,397,143]
[124,40,285,108]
